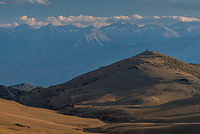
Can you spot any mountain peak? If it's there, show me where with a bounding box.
[14,24,35,32]
[136,50,161,56]
[38,24,59,34]
[82,25,96,30]
[46,24,55,28]
[15,24,34,29]
[9,83,36,91]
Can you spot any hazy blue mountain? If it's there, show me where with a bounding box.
[0,22,200,86]
[14,24,34,32]
[170,22,200,36]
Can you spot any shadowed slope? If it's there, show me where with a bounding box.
[0,85,25,100]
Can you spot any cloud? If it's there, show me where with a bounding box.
[46,14,200,28]
[0,23,12,28]
[56,14,111,28]
[170,16,200,22]
[106,14,200,26]
[1,0,49,5]
[108,14,143,23]
[0,1,6,4]
[154,16,160,19]
[22,0,49,5]
[137,0,200,10]
[14,14,200,29]
[140,16,200,25]
[111,15,130,21]
[46,17,62,26]
[20,15,48,28]
[14,22,19,27]
[131,14,143,20]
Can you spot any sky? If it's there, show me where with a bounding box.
[1,0,200,29]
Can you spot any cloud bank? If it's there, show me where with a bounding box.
[56,15,111,28]
[20,15,48,28]
[1,14,200,29]
[46,14,199,28]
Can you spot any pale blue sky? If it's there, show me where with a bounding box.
[1,0,200,28]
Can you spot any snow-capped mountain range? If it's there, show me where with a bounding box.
[1,22,200,86]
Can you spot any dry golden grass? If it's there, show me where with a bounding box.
[0,98,105,134]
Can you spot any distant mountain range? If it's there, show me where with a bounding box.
[1,22,200,86]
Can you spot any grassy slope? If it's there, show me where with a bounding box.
[0,98,105,134]
[17,50,200,133]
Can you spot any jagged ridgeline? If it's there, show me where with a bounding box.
[146,50,200,77]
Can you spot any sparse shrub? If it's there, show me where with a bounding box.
[161,54,200,77]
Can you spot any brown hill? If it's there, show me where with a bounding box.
[0,98,105,134]
[16,50,200,133]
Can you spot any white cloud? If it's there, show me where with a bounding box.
[20,15,48,28]
[154,16,160,19]
[0,23,12,28]
[47,17,62,26]
[51,14,143,28]
[56,15,110,28]
[108,14,143,23]
[14,22,19,27]
[48,14,200,28]
[131,14,143,20]
[22,0,49,5]
[0,1,6,4]
[170,16,200,22]
[57,15,107,23]
[111,15,130,20]
[1,0,49,5]
[141,16,200,25]
[107,15,200,26]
